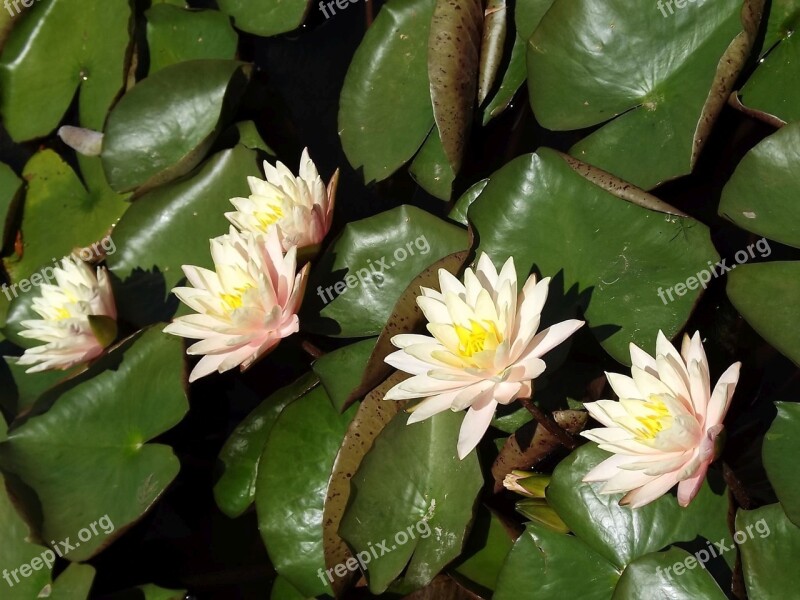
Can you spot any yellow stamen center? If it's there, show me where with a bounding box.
[455,320,502,358]
[254,196,285,230]
[634,395,672,440]
[54,307,71,320]
[221,284,254,311]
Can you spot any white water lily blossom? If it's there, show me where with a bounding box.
[164,228,309,383]
[581,331,741,508]
[384,254,584,459]
[18,255,117,373]
[225,148,338,253]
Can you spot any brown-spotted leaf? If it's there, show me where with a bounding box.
[492,410,588,493]
[428,0,483,172]
[344,251,469,411]
[558,152,686,217]
[322,372,410,596]
[692,0,765,167]
[478,0,507,104]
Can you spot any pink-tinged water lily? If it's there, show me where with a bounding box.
[18,255,117,373]
[164,228,309,383]
[581,331,741,508]
[384,254,584,459]
[225,148,338,253]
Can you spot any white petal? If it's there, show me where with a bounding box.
[630,365,674,398]
[416,296,451,325]
[620,470,681,508]
[606,372,641,400]
[493,381,523,405]
[452,380,495,410]
[688,358,711,422]
[391,334,435,349]
[584,400,629,428]
[704,362,741,428]
[525,319,584,359]
[655,355,692,411]
[457,399,498,459]
[406,391,458,424]
[677,468,707,507]
[583,454,645,482]
[629,342,657,375]
[600,468,657,494]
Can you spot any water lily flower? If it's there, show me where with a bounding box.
[18,255,117,373]
[164,228,309,383]
[384,254,584,459]
[581,331,741,508]
[225,148,338,254]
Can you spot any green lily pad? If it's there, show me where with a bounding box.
[101,59,250,192]
[720,122,800,249]
[0,0,132,141]
[233,120,275,154]
[468,150,718,363]
[763,402,800,526]
[339,410,483,594]
[339,0,436,183]
[2,149,128,287]
[302,205,468,338]
[612,548,727,599]
[494,522,619,600]
[146,4,238,74]
[214,373,318,519]
[312,338,377,412]
[0,328,188,562]
[322,372,410,596]
[0,467,52,599]
[256,383,357,598]
[727,262,800,366]
[736,503,800,599]
[495,522,728,599]
[106,144,262,328]
[482,0,556,124]
[547,443,733,570]
[528,0,760,189]
[408,126,455,201]
[0,161,22,247]
[0,357,75,418]
[217,0,311,37]
[451,507,516,593]
[45,563,96,600]
[737,0,800,124]
[448,179,488,226]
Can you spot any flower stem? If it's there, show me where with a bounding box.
[722,462,752,510]
[519,398,578,450]
[299,338,324,359]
